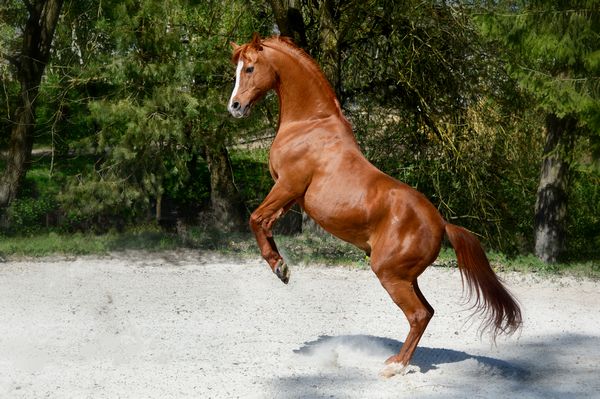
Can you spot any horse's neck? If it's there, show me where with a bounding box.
[269,49,342,127]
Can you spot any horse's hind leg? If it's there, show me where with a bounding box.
[378,276,434,376]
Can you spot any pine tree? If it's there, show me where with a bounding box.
[56,0,262,230]
[478,1,600,262]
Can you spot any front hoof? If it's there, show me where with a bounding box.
[274,259,290,284]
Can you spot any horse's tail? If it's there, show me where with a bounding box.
[445,223,522,339]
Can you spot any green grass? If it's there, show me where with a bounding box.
[0,226,598,279]
[435,247,600,279]
[0,227,179,258]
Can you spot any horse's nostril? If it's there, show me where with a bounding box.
[232,101,240,110]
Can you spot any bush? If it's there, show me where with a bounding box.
[1,167,60,234]
[230,149,273,210]
[566,169,600,260]
[349,105,542,253]
[3,196,57,234]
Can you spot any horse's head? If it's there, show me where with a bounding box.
[228,33,276,118]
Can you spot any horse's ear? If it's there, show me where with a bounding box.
[250,32,263,51]
[230,41,240,50]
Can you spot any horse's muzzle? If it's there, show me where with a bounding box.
[228,100,251,118]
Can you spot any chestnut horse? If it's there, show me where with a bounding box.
[228,33,521,375]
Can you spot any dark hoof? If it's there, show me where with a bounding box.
[274,259,290,284]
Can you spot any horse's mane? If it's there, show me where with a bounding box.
[233,35,338,103]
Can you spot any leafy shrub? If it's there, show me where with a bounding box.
[566,170,600,260]
[3,196,57,234]
[58,177,146,231]
[230,150,273,210]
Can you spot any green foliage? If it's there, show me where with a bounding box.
[300,1,541,251]
[1,226,597,278]
[1,0,599,264]
[0,232,109,257]
[1,164,58,234]
[352,105,543,252]
[38,0,270,227]
[476,1,600,146]
[566,168,600,260]
[4,196,56,234]
[230,149,272,210]
[276,233,368,268]
[0,2,24,149]
[58,177,145,229]
[475,0,600,257]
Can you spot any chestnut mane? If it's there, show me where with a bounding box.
[233,36,338,106]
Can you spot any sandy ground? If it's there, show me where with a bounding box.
[0,250,599,399]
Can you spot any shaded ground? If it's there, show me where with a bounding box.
[0,251,598,398]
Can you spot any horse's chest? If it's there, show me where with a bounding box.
[268,140,312,181]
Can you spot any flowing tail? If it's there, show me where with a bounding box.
[445,223,522,339]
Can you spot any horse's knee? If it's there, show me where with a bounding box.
[249,211,262,232]
[250,208,284,236]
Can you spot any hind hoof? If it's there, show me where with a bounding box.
[274,259,290,284]
[379,362,408,378]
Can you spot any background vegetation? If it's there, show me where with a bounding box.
[1,0,599,268]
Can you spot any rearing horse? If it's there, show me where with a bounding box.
[228,33,521,375]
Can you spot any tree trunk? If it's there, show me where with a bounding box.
[267,0,308,48]
[0,107,35,206]
[0,0,64,207]
[534,113,576,263]
[204,143,246,232]
[317,0,342,98]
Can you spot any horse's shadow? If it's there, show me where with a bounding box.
[293,334,529,378]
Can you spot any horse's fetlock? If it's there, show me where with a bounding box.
[264,253,281,267]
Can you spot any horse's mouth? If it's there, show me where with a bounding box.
[229,103,253,118]
[242,104,252,117]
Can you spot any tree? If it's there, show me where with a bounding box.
[478,1,600,262]
[265,1,539,250]
[54,0,263,231]
[0,0,64,207]
[267,0,307,47]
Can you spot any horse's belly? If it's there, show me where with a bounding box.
[300,184,372,251]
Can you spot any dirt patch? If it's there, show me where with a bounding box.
[0,250,598,398]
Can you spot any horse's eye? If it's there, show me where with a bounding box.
[245,66,254,73]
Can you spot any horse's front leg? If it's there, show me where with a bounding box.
[249,181,299,284]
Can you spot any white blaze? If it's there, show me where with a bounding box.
[228,60,244,113]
